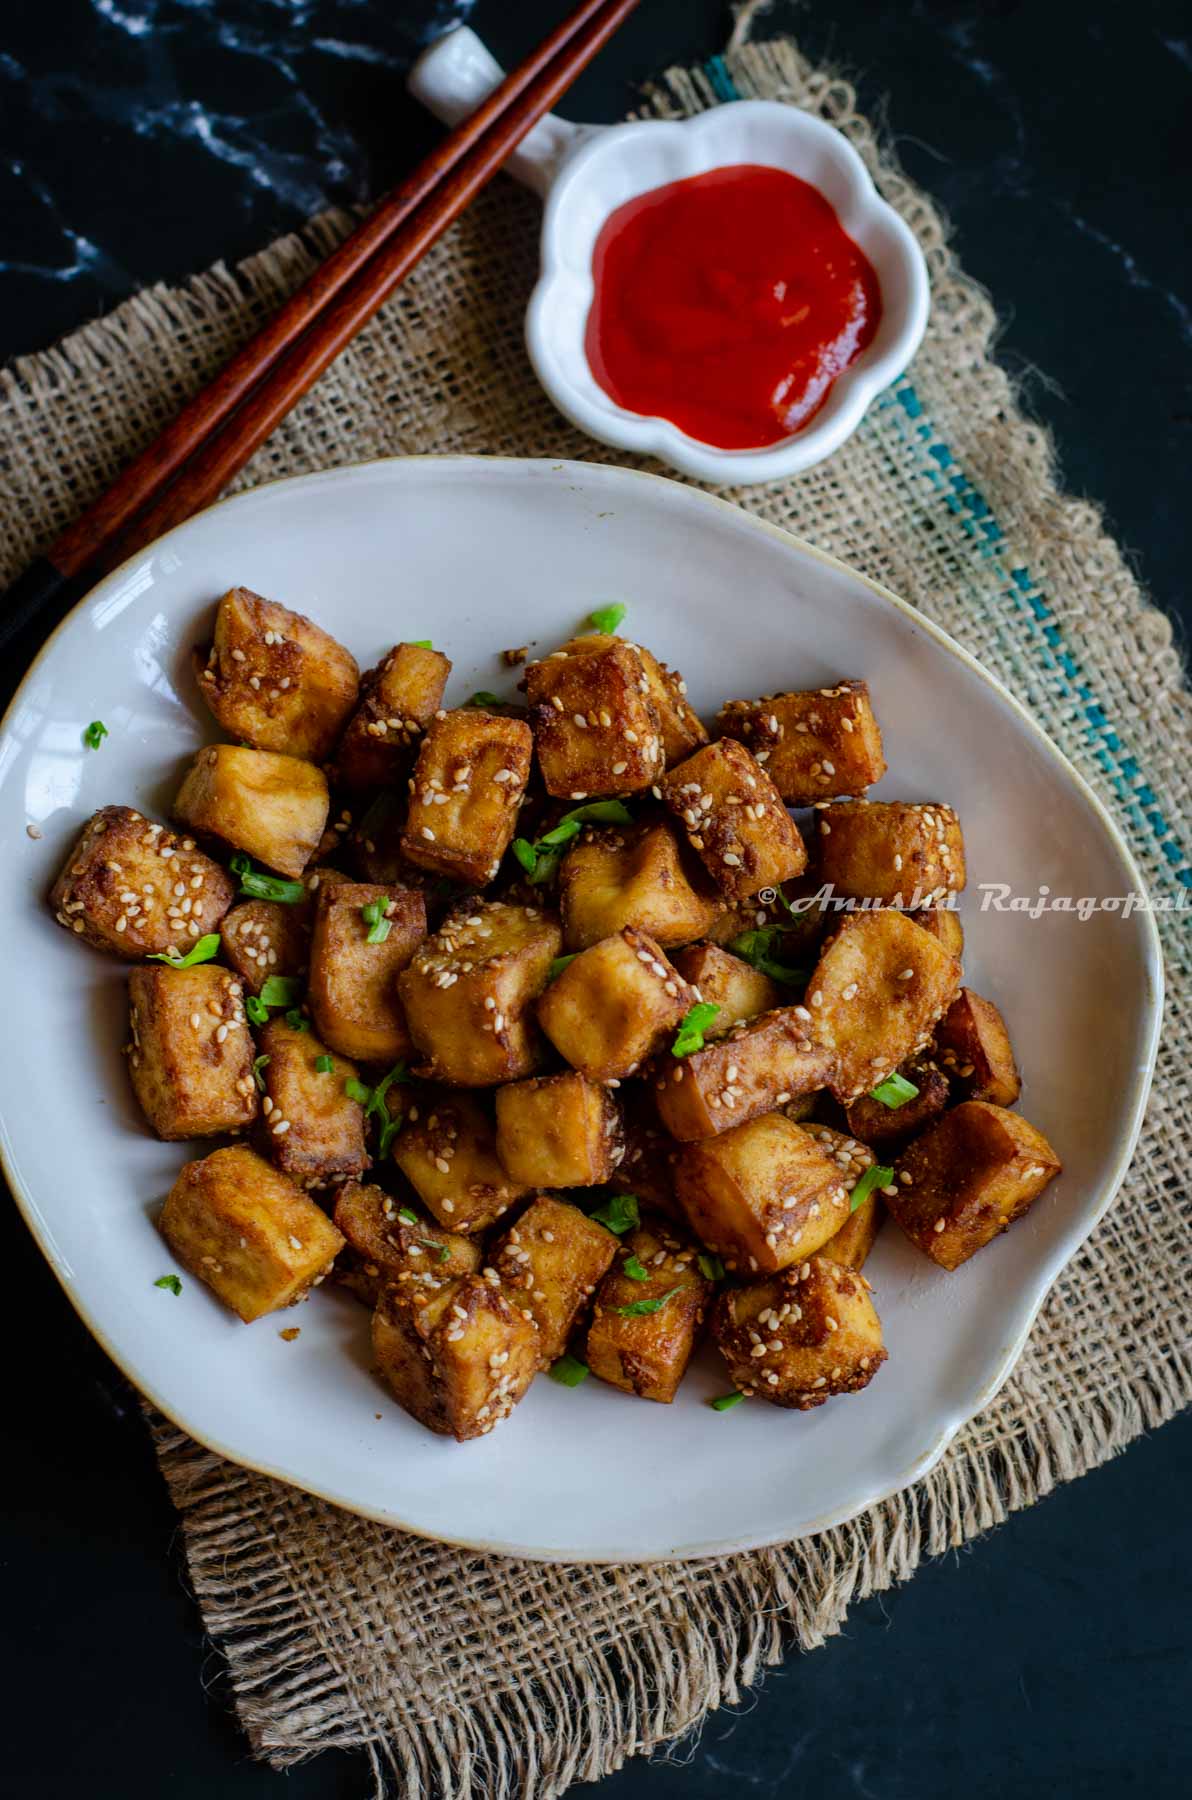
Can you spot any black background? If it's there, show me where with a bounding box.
[3,3,1190,1797]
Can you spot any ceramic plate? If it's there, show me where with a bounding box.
[0,458,1162,1561]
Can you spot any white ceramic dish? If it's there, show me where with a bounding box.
[408,27,929,483]
[0,457,1161,1562]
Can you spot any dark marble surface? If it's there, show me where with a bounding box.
[2,3,1190,1797]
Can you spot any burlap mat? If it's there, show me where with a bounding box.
[2,34,1189,1798]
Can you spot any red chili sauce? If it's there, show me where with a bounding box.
[584,164,882,450]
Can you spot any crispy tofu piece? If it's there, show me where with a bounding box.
[392,1090,527,1232]
[716,679,886,804]
[524,633,663,797]
[127,965,256,1140]
[221,898,311,996]
[711,1256,886,1407]
[802,1125,883,1269]
[334,642,452,789]
[886,1101,1061,1270]
[817,800,966,903]
[399,709,533,886]
[495,1072,623,1188]
[670,942,780,1030]
[256,1018,366,1188]
[307,881,425,1062]
[934,988,1021,1106]
[558,817,720,951]
[49,805,234,959]
[372,1273,540,1440]
[174,744,329,879]
[398,900,560,1085]
[536,926,695,1082]
[160,1145,343,1322]
[635,644,709,766]
[489,1195,618,1364]
[193,585,359,761]
[913,903,964,960]
[674,1114,850,1275]
[654,1008,834,1142]
[661,739,807,901]
[585,1220,711,1403]
[843,1055,951,1149]
[332,1182,479,1307]
[808,909,961,1101]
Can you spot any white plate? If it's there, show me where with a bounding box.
[0,458,1162,1562]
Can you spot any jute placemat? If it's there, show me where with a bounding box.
[2,34,1189,1798]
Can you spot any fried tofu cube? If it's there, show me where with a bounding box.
[711,1256,886,1407]
[193,585,359,761]
[372,1273,540,1440]
[558,817,720,951]
[495,1072,623,1188]
[307,881,425,1063]
[174,744,329,879]
[585,1220,711,1403]
[332,1182,479,1307]
[398,900,560,1085]
[716,679,886,804]
[801,1125,882,1269]
[221,898,311,996]
[674,1114,850,1274]
[886,1101,1061,1269]
[670,942,780,1030]
[537,927,695,1082]
[817,800,967,903]
[808,909,961,1101]
[635,644,709,766]
[913,903,965,960]
[843,1055,951,1149]
[160,1145,343,1322]
[392,1090,527,1232]
[399,709,532,886]
[934,988,1021,1106]
[524,633,663,797]
[256,1018,366,1188]
[334,642,452,789]
[654,1007,834,1142]
[127,965,256,1139]
[49,805,234,959]
[661,739,806,901]
[489,1195,618,1364]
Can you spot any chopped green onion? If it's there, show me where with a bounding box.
[727,926,809,986]
[229,853,306,905]
[251,1054,270,1092]
[314,1054,334,1074]
[377,1115,403,1156]
[361,899,392,944]
[344,1060,411,1149]
[672,1000,721,1058]
[549,1354,589,1387]
[536,818,583,851]
[850,1164,894,1212]
[417,1238,450,1263]
[245,996,269,1025]
[344,1077,372,1106]
[467,690,505,708]
[710,1392,745,1412]
[410,639,433,649]
[83,720,108,750]
[147,932,221,969]
[588,603,627,635]
[588,1193,639,1235]
[283,1008,309,1032]
[513,800,635,884]
[398,1207,420,1226]
[547,954,578,983]
[612,1284,682,1318]
[697,1253,726,1281]
[870,1071,919,1108]
[154,1274,182,1296]
[260,975,300,1008]
[623,1253,649,1282]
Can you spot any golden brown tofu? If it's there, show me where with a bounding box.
[913,904,965,960]
[398,900,561,1085]
[934,988,1021,1106]
[307,881,425,1063]
[585,1220,711,1403]
[635,643,709,766]
[817,800,967,903]
[49,805,234,959]
[174,745,329,879]
[127,965,256,1140]
[372,1273,540,1440]
[334,642,452,789]
[674,1114,850,1275]
[536,927,695,1082]
[661,738,807,901]
[716,679,886,804]
[886,1101,1061,1270]
[220,898,311,996]
[489,1195,618,1364]
[558,817,721,951]
[670,942,780,1030]
[653,1008,834,1142]
[495,1072,623,1188]
[524,633,663,797]
[256,1018,366,1188]
[399,709,533,886]
[807,909,961,1101]
[802,1124,882,1269]
[711,1257,886,1407]
[193,585,359,761]
[332,1182,479,1307]
[843,1055,952,1149]
[160,1145,343,1322]
[392,1090,528,1232]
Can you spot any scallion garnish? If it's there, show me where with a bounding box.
[147,932,221,969]
[671,1000,721,1058]
[870,1071,919,1108]
[727,926,810,986]
[284,1007,309,1032]
[229,853,306,905]
[361,899,392,944]
[344,1061,411,1152]
[588,603,626,634]
[623,1253,649,1281]
[588,1193,639,1235]
[245,996,268,1025]
[410,639,433,649]
[612,1285,682,1318]
[251,1054,270,1092]
[314,1054,334,1073]
[697,1253,726,1281]
[258,974,299,1008]
[154,1273,182,1296]
[398,1207,420,1226]
[511,800,634,885]
[710,1392,745,1412]
[83,720,108,750]
[467,690,505,708]
[549,1354,589,1387]
[849,1164,894,1212]
[547,954,577,983]
[344,1077,373,1106]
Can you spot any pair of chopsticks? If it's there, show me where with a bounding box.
[0,0,640,650]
